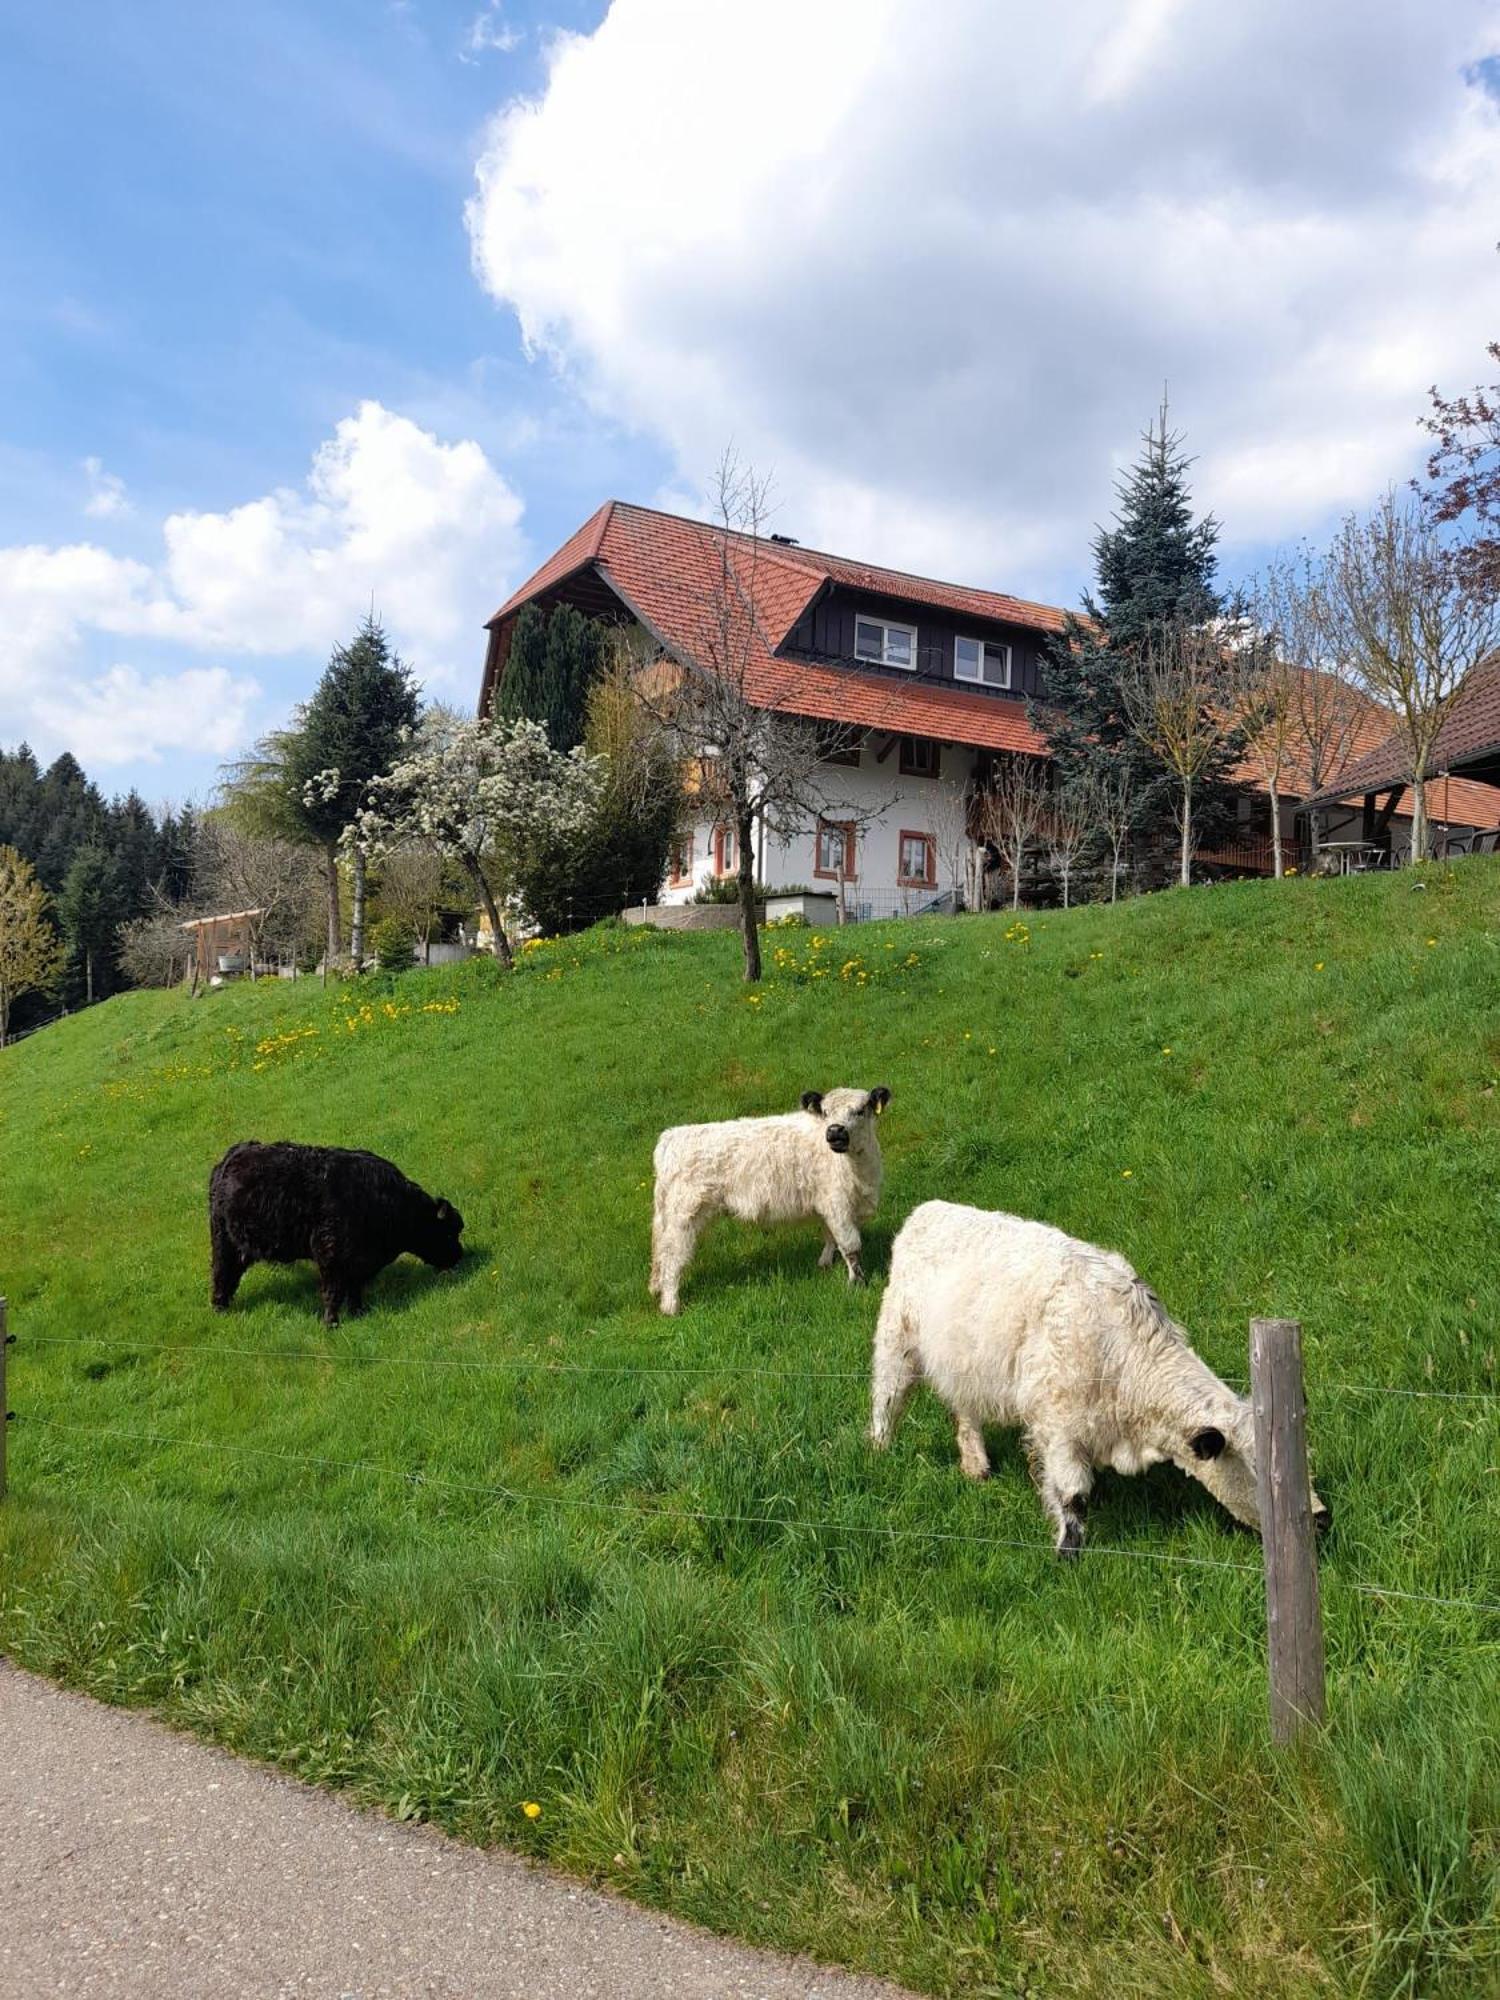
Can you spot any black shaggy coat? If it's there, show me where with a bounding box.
[209,1140,465,1325]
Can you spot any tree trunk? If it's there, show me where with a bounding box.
[1269,777,1284,879]
[1410,770,1428,864]
[1010,846,1021,911]
[324,842,341,967]
[1178,784,1193,888]
[85,949,94,1007]
[349,845,368,967]
[737,810,761,982]
[468,857,514,967]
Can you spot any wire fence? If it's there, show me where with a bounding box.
[8,1329,1497,1620]
[18,1412,1497,1615]
[15,1329,1500,1401]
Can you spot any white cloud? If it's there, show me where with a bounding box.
[28,666,262,770]
[461,4,522,62]
[82,456,130,521]
[0,402,527,769]
[468,0,1500,594]
[152,400,526,667]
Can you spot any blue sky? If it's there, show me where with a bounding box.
[0,0,632,534]
[2,0,1497,803]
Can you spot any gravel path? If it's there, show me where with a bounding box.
[0,1660,914,1999]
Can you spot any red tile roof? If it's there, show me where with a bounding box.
[485,500,1059,755]
[491,500,617,620]
[486,504,1500,812]
[1302,659,1500,814]
[1411,770,1500,828]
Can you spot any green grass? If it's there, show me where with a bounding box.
[2,869,1498,1997]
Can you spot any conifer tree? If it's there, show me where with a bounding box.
[283,617,420,964]
[57,844,128,1006]
[494,604,607,750]
[1034,399,1237,868]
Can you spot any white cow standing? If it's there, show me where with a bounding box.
[650,1086,891,1315]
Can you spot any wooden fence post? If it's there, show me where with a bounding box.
[0,1296,9,1501]
[1250,1317,1326,1743]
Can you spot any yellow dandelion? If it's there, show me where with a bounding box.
[1121,1169,1134,1178]
[522,1801,542,1820]
[1314,962,1324,972]
[1426,938,1437,947]
[1161,1046,1172,1056]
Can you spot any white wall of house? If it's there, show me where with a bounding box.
[657,736,985,911]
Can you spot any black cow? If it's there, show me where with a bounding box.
[209,1140,465,1325]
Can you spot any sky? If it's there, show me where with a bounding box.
[2,0,1499,804]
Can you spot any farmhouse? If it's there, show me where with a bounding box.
[481,503,1500,907]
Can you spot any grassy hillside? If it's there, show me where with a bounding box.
[2,869,1497,1998]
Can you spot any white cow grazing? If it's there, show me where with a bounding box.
[650,1086,891,1315]
[869,1201,1330,1555]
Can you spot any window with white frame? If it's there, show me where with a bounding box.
[714,824,738,875]
[854,615,917,670]
[898,831,936,887]
[954,635,1012,688]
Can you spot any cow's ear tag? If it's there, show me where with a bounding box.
[874,1100,884,1116]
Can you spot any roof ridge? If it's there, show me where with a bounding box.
[605,498,1068,622]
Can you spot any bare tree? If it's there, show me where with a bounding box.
[195,818,325,977]
[1250,545,1367,861]
[925,770,976,909]
[118,906,192,988]
[1120,621,1244,887]
[1227,628,1295,879]
[1043,772,1099,910]
[1315,494,1500,861]
[1092,758,1135,903]
[976,756,1051,911]
[643,453,884,979]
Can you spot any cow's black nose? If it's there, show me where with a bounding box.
[826,1126,850,1152]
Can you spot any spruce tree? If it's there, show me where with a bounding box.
[57,845,128,1006]
[284,617,420,964]
[109,791,163,917]
[1033,399,1234,866]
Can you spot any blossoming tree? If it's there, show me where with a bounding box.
[346,710,605,966]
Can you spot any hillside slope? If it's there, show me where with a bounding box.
[2,871,1497,1997]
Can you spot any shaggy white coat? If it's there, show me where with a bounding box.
[869,1201,1328,1553]
[650,1087,888,1315]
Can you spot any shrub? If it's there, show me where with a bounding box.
[369,916,416,975]
[690,877,767,906]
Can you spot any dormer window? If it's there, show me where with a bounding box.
[854,615,917,670]
[955,635,1012,688]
